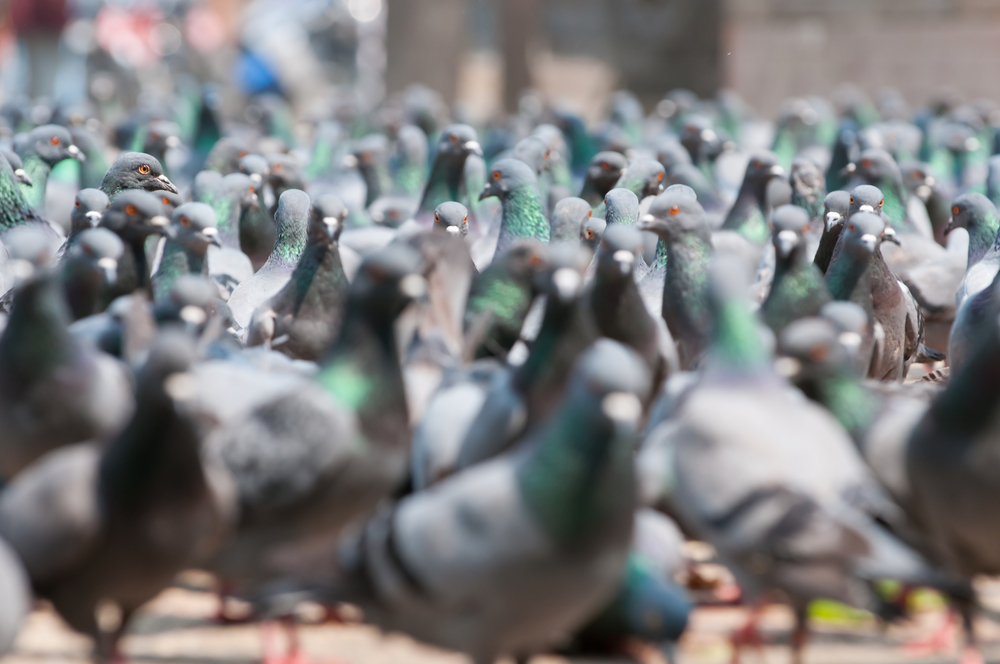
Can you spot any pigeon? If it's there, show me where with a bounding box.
[61,228,124,321]
[603,188,640,227]
[238,154,276,271]
[14,124,84,209]
[64,188,110,251]
[0,150,33,190]
[432,201,469,238]
[849,148,929,238]
[813,190,851,274]
[246,195,350,361]
[0,333,235,659]
[328,339,650,664]
[720,152,784,244]
[580,151,628,209]
[205,244,426,601]
[950,193,1000,307]
[391,124,429,196]
[418,124,482,216]
[760,205,831,334]
[151,202,221,304]
[228,190,311,330]
[594,159,665,219]
[900,161,951,246]
[266,154,306,215]
[0,151,61,245]
[480,158,550,256]
[98,190,170,304]
[550,197,592,243]
[99,152,178,200]
[638,189,713,370]
[789,156,826,222]
[581,215,607,252]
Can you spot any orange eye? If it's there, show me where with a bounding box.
[669,205,680,216]
[50,137,60,146]
[809,344,829,362]
[600,162,609,170]
[861,159,872,168]
[138,164,150,175]
[587,210,592,218]
[75,201,81,208]
[848,223,855,232]
[162,197,169,205]
[434,214,440,223]
[492,170,501,180]
[449,134,459,143]
[953,206,960,215]
[125,204,137,215]
[180,216,190,226]
[849,196,855,204]
[273,163,282,172]
[463,215,468,224]
[529,254,542,266]
[586,229,594,239]
[879,199,884,207]
[912,170,922,179]
[249,186,255,194]
[752,160,761,169]
[656,172,664,182]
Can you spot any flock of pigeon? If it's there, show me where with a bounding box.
[1,81,1000,664]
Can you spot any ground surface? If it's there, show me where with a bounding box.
[6,579,1000,664]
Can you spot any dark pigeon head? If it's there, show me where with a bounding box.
[170,202,220,255]
[586,151,627,190]
[638,189,709,240]
[349,243,427,322]
[101,152,178,196]
[433,201,469,238]
[436,124,481,158]
[899,161,937,201]
[776,317,852,387]
[512,136,549,176]
[840,211,888,258]
[849,148,899,186]
[100,189,169,242]
[739,152,785,196]
[848,184,885,217]
[479,158,538,201]
[310,194,349,243]
[597,224,644,281]
[137,331,198,404]
[550,197,592,243]
[656,137,692,172]
[71,188,110,232]
[572,338,651,414]
[770,204,811,260]
[538,242,592,303]
[823,190,851,231]
[238,154,270,190]
[65,227,124,287]
[19,124,83,166]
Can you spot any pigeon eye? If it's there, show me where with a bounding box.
[492,170,501,180]
[449,134,459,143]
[463,215,468,224]
[162,197,169,204]
[50,137,60,146]
[273,163,282,172]
[848,223,855,232]
[912,170,922,179]
[75,201,81,209]
[434,214,440,223]
[587,210,592,218]
[249,186,255,194]
[125,204,137,215]
[752,160,761,169]
[669,205,680,216]
[879,199,884,207]
[138,164,150,175]
[180,216,190,226]
[953,206,960,215]
[529,254,542,267]
[656,172,664,182]
[809,344,828,362]
[861,159,872,168]
[600,162,609,170]
[849,196,854,204]
[586,229,594,239]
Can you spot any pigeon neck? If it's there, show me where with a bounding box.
[0,275,77,396]
[662,232,712,316]
[0,162,40,231]
[464,267,534,354]
[564,116,597,172]
[154,241,203,303]
[419,152,469,212]
[813,221,845,274]
[969,214,1000,267]
[360,160,394,207]
[825,245,874,304]
[288,240,348,317]
[267,212,308,269]
[495,185,550,255]
[211,192,243,249]
[61,260,105,320]
[579,176,604,208]
[394,162,425,196]
[19,153,50,209]
[708,295,768,374]
[723,192,769,244]
[318,301,408,447]
[515,295,583,391]
[762,254,828,332]
[810,368,879,443]
[517,385,636,546]
[877,176,910,230]
[590,268,655,347]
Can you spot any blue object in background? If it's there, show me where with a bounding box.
[234,48,281,96]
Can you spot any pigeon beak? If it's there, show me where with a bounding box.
[882,228,901,246]
[825,211,842,230]
[322,216,340,239]
[85,210,102,226]
[67,144,85,162]
[399,274,428,300]
[445,225,461,236]
[700,129,716,142]
[249,173,263,188]
[155,174,178,194]
[464,140,483,157]
[149,215,170,234]
[552,267,582,302]
[945,218,955,235]
[774,356,802,378]
[637,213,657,231]
[96,256,118,285]
[612,249,635,275]
[13,168,32,186]
[768,164,785,177]
[479,181,499,201]
[775,229,798,259]
[342,154,359,169]
[201,226,221,247]
[839,163,857,178]
[838,331,862,354]
[859,204,874,213]
[165,135,181,149]
[249,192,260,210]
[860,233,877,252]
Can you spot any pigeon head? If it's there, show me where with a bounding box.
[170,203,220,255]
[823,190,851,231]
[665,183,698,201]
[350,243,427,321]
[433,201,469,237]
[142,120,182,158]
[573,339,651,414]
[266,153,304,191]
[840,212,888,257]
[618,158,666,199]
[597,224,644,280]
[222,172,261,211]
[310,194,348,243]
[480,158,539,201]
[65,227,124,287]
[3,225,57,284]
[538,242,591,303]
[638,189,708,240]
[775,317,852,386]
[370,196,417,228]
[154,275,220,332]
[820,300,870,361]
[680,114,721,163]
[238,154,270,190]
[657,137,692,172]
[436,124,481,158]
[770,204,811,260]
[550,197,592,243]
[352,134,389,167]
[496,239,548,286]
[101,152,178,196]
[512,136,549,176]
[850,148,899,186]
[946,192,998,236]
[586,151,627,188]
[739,152,784,195]
[1,149,31,185]
[158,190,183,215]
[899,161,937,202]
[848,184,885,217]
[21,124,83,166]
[789,156,824,199]
[580,216,607,251]
[137,331,198,405]
[604,188,640,226]
[101,190,169,242]
[71,188,110,232]
[531,124,568,162]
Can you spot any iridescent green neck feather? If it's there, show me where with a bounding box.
[496,184,549,255]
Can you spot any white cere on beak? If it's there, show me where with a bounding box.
[150,215,169,228]
[249,173,263,187]
[859,204,874,213]
[464,140,482,155]
[776,229,798,257]
[701,129,717,142]
[323,217,340,238]
[85,210,102,225]
[445,225,460,236]
[400,274,428,299]
[838,331,863,352]
[164,371,198,401]
[11,258,33,281]
[202,227,218,238]
[96,256,117,283]
[342,154,359,169]
[774,356,802,378]
[860,233,877,252]
[825,212,841,230]
[769,164,785,176]
[552,267,582,301]
[612,249,635,275]
[165,135,181,149]
[67,144,84,161]
[602,392,642,423]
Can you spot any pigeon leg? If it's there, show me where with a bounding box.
[790,607,809,664]
[729,601,767,664]
[261,618,346,664]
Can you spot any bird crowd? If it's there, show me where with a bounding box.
[1,80,1000,664]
